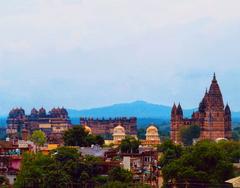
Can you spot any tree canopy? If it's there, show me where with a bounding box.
[30,130,47,147]
[14,147,103,188]
[120,136,140,154]
[63,125,104,147]
[108,167,133,183]
[180,125,201,146]
[14,146,143,188]
[161,140,235,187]
[233,127,240,141]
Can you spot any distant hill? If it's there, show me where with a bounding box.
[68,100,195,119]
[68,100,240,128]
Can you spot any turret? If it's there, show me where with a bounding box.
[39,107,46,117]
[31,108,39,117]
[225,104,231,116]
[224,103,232,138]
[177,103,183,117]
[171,103,177,117]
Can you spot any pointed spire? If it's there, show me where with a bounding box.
[204,88,208,99]
[171,103,177,116]
[208,73,224,110]
[225,103,231,115]
[213,72,217,82]
[177,103,183,116]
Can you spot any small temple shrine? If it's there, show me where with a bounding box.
[113,124,126,145]
[144,124,161,145]
[103,123,161,146]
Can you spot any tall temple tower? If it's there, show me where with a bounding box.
[170,74,232,144]
[170,103,184,144]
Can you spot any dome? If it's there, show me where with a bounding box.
[146,125,159,135]
[31,108,38,115]
[215,138,228,142]
[84,125,92,134]
[113,125,126,136]
[146,124,160,143]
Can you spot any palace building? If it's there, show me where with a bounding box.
[80,117,137,138]
[171,74,232,144]
[6,107,71,144]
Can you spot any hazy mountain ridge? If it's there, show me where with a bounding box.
[68,100,240,128]
[68,100,240,118]
[68,100,195,119]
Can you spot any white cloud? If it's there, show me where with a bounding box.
[1,0,240,53]
[0,0,239,113]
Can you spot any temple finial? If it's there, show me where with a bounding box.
[213,72,216,81]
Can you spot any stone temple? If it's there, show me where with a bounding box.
[171,74,232,144]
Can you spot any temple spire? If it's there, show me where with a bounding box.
[177,103,183,116]
[213,72,217,82]
[171,103,177,116]
[208,72,224,110]
[225,103,231,115]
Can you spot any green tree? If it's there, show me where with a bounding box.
[14,152,56,188]
[30,130,47,151]
[158,139,182,167]
[217,140,240,163]
[64,126,89,146]
[120,136,140,153]
[51,147,80,162]
[94,135,105,146]
[108,167,133,183]
[180,125,201,146]
[162,140,234,186]
[100,181,129,188]
[232,127,240,141]
[14,148,88,188]
[64,126,105,146]
[137,128,146,139]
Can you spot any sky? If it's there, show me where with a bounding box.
[0,0,240,114]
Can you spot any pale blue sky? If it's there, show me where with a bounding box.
[0,0,240,114]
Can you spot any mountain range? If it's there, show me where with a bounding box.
[68,100,240,122]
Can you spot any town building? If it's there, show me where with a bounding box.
[6,107,71,144]
[0,140,34,174]
[80,117,137,138]
[171,74,232,144]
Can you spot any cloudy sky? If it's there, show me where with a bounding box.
[0,0,240,114]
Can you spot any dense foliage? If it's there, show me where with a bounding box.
[180,125,201,146]
[233,127,240,141]
[160,140,240,187]
[108,167,133,183]
[30,130,47,147]
[63,125,104,146]
[14,147,141,188]
[137,128,146,140]
[99,181,151,188]
[14,147,104,188]
[158,139,182,167]
[120,136,140,153]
